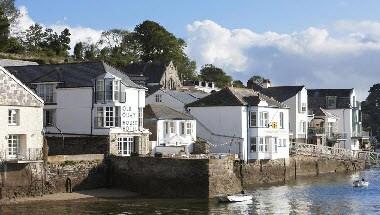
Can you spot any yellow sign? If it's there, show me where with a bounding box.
[271,122,278,129]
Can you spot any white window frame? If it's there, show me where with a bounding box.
[138,107,143,130]
[8,109,19,126]
[250,111,257,127]
[117,137,134,156]
[250,137,257,152]
[258,137,264,152]
[113,80,120,101]
[169,121,175,134]
[44,109,55,127]
[186,122,192,135]
[36,84,55,103]
[8,134,20,158]
[259,112,269,127]
[326,96,337,109]
[279,112,284,129]
[301,102,307,112]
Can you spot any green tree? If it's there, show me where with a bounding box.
[232,80,245,88]
[0,6,10,50]
[134,20,196,79]
[73,42,84,60]
[362,83,380,141]
[0,0,19,23]
[24,23,45,52]
[249,75,264,83]
[199,64,232,88]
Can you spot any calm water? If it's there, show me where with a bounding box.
[2,169,380,214]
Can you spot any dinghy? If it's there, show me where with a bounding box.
[353,180,369,187]
[218,194,253,202]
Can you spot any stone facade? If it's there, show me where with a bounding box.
[0,67,42,107]
[159,61,182,90]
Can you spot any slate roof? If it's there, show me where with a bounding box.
[5,61,145,89]
[186,87,287,108]
[248,81,304,102]
[164,90,209,104]
[144,104,194,120]
[122,61,169,83]
[308,89,353,111]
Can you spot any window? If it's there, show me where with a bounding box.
[279,112,284,129]
[113,81,120,101]
[44,109,55,126]
[249,111,257,127]
[299,121,307,133]
[186,122,192,135]
[301,103,307,112]
[259,112,269,127]
[165,121,175,134]
[8,135,19,157]
[283,139,287,147]
[273,137,278,153]
[36,84,55,103]
[155,94,162,102]
[278,139,282,147]
[258,137,264,152]
[326,96,337,109]
[96,106,120,128]
[180,122,185,135]
[8,109,19,125]
[138,107,143,130]
[117,137,134,156]
[96,80,104,102]
[265,137,270,152]
[105,79,113,101]
[250,137,257,152]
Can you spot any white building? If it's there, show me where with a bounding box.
[146,89,209,113]
[308,89,367,151]
[144,104,196,155]
[0,66,44,162]
[248,80,308,143]
[187,87,290,161]
[5,62,150,156]
[181,80,220,93]
[308,108,339,146]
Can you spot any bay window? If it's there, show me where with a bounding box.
[36,84,55,103]
[96,106,120,128]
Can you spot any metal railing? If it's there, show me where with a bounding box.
[0,148,43,162]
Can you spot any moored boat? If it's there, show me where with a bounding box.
[353,180,369,187]
[218,194,253,202]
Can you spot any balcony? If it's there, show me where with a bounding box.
[0,148,43,163]
[308,127,325,136]
[94,117,121,128]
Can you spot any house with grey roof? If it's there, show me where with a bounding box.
[247,79,308,143]
[5,61,150,156]
[146,89,209,113]
[308,88,368,151]
[144,104,196,156]
[0,66,44,162]
[122,61,182,94]
[186,87,290,161]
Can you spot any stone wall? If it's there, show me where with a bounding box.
[47,136,108,155]
[208,158,242,197]
[240,156,365,186]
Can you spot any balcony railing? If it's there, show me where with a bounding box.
[94,117,121,128]
[308,127,325,135]
[0,148,43,162]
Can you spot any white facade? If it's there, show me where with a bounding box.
[188,101,290,161]
[153,119,196,153]
[282,87,308,142]
[0,67,44,162]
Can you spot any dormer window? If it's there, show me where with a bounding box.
[96,79,124,103]
[326,96,337,109]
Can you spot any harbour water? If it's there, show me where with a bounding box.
[1,169,380,214]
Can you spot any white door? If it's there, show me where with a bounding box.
[117,137,134,156]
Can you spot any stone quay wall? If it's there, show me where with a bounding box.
[47,136,109,155]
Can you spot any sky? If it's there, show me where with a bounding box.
[12,0,380,100]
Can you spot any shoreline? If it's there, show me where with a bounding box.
[0,188,138,205]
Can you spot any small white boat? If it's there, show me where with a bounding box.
[218,194,253,202]
[353,180,369,187]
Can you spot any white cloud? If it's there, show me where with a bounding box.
[186,20,380,100]
[10,6,103,52]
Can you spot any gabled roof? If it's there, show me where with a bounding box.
[308,89,353,110]
[144,104,194,120]
[249,82,304,102]
[122,61,170,83]
[164,90,209,105]
[5,61,145,89]
[186,87,287,108]
[0,66,44,106]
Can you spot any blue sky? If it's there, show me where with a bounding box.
[13,1,380,100]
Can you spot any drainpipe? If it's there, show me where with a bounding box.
[90,81,95,136]
[245,105,249,163]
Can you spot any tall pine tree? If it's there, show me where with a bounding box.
[0,6,10,51]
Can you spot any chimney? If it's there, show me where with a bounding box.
[261,79,271,88]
